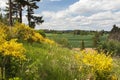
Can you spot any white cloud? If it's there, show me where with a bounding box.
[0,0,7,9]
[37,0,120,31]
[67,0,120,15]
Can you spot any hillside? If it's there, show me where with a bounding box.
[0,22,120,80]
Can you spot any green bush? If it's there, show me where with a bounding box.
[36,30,46,38]
[97,40,120,56]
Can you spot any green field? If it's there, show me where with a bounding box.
[46,33,108,48]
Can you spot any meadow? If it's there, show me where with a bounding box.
[46,33,108,48]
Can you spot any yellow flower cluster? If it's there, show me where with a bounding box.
[44,38,55,44]
[13,23,34,40]
[13,22,55,44]
[0,39,26,60]
[0,23,8,43]
[75,50,113,72]
[32,32,44,42]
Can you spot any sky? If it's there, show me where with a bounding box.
[0,0,120,31]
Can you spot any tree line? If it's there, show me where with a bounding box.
[0,0,44,28]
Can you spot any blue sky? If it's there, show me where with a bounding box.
[37,0,79,12]
[0,0,120,31]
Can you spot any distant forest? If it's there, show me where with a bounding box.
[39,29,109,34]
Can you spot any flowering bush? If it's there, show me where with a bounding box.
[0,22,9,43]
[13,22,55,44]
[0,22,26,79]
[32,32,44,42]
[13,23,35,40]
[0,23,26,60]
[75,50,113,80]
[44,38,55,44]
[0,39,26,60]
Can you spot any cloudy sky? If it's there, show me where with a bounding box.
[0,0,120,31]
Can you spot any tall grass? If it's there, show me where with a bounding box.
[15,41,119,80]
[21,42,78,80]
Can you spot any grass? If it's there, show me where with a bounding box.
[21,42,79,80]
[113,57,120,79]
[46,33,108,48]
[22,41,120,80]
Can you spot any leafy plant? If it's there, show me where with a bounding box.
[97,40,120,56]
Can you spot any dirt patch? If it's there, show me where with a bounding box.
[72,48,95,52]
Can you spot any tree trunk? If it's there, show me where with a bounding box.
[27,5,31,27]
[9,0,13,26]
[1,67,4,80]
[19,4,22,23]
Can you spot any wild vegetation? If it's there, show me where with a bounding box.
[0,0,119,80]
[0,22,119,80]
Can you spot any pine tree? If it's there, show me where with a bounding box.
[5,0,43,27]
[14,0,29,23]
[26,0,44,28]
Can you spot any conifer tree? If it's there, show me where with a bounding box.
[26,0,44,28]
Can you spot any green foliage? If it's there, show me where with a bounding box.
[58,38,69,47]
[113,58,120,79]
[9,77,22,80]
[97,40,120,56]
[26,0,44,28]
[0,13,9,25]
[36,30,46,37]
[19,42,78,80]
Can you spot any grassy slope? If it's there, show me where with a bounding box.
[47,33,108,48]
[22,42,79,80]
[113,58,120,79]
[22,41,120,80]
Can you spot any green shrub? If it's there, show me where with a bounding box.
[56,37,69,47]
[97,40,120,56]
[36,30,46,38]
